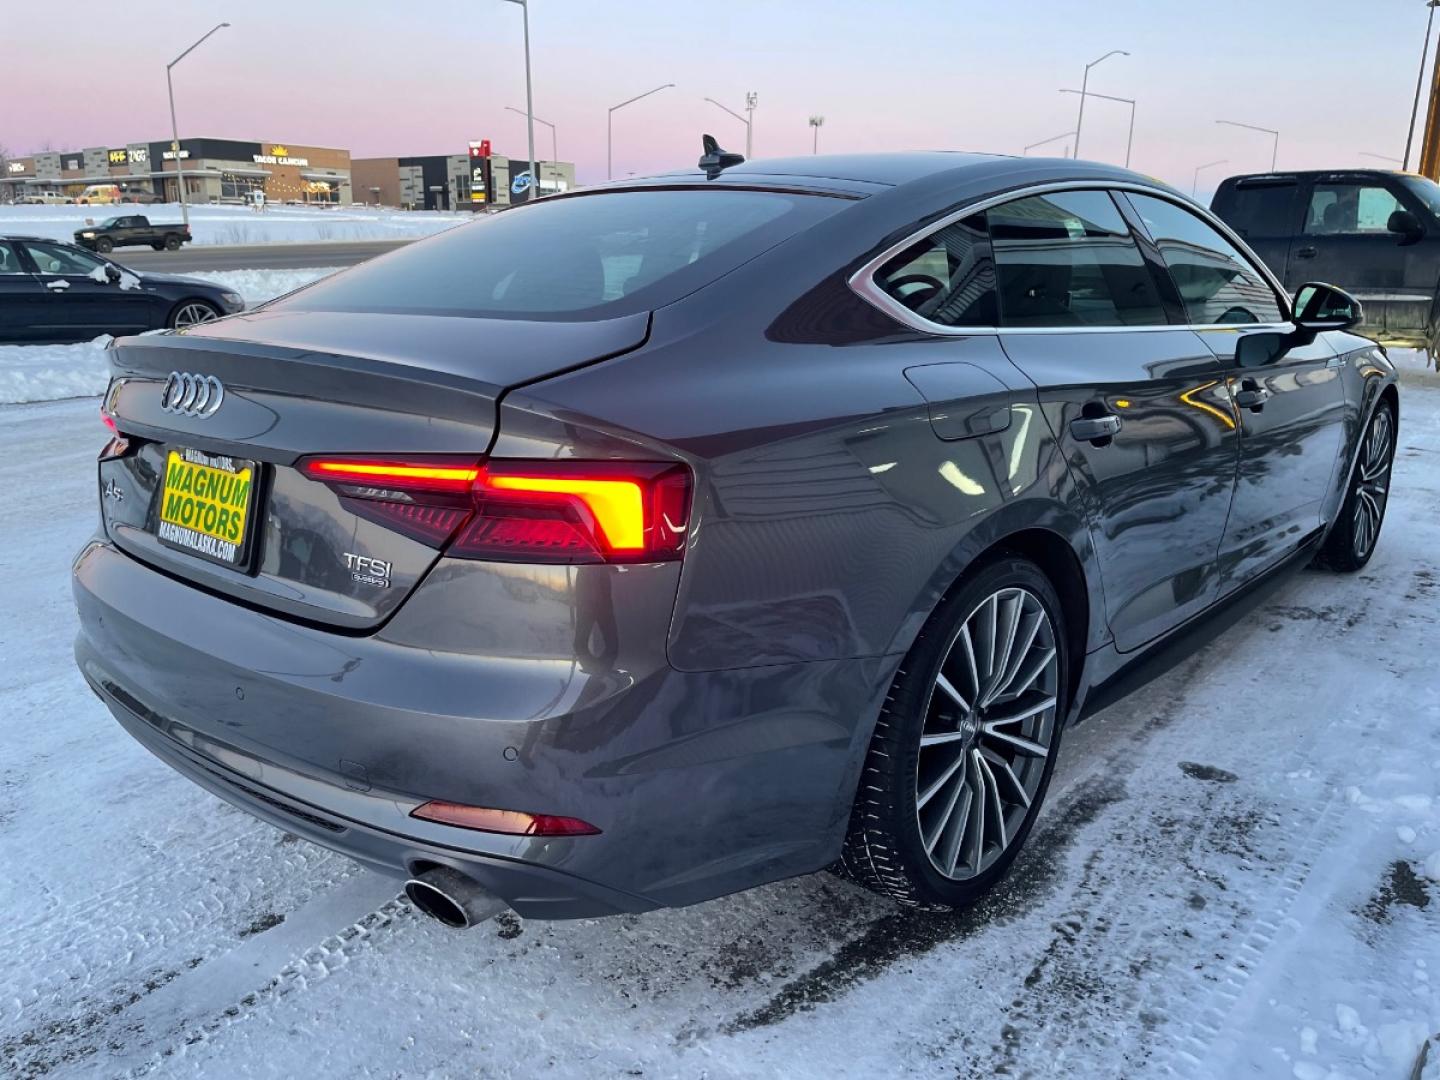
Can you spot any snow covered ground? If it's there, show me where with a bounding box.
[0,268,338,405]
[1,361,1438,1078]
[0,202,466,246]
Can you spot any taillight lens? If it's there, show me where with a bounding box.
[299,455,691,564]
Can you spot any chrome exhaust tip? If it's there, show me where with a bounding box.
[404,867,506,929]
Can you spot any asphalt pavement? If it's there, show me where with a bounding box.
[113,238,413,273]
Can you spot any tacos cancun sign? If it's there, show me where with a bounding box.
[252,145,310,167]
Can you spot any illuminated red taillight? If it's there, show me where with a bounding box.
[298,455,691,564]
[100,408,117,433]
[410,800,601,836]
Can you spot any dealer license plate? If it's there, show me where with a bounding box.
[156,447,257,567]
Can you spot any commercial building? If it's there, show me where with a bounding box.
[351,152,575,210]
[2,139,353,205]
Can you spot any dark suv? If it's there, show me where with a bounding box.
[1212,169,1440,353]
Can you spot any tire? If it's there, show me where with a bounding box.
[151,242,164,251]
[837,555,1068,909]
[94,237,113,253]
[1314,399,1396,572]
[168,300,221,329]
[163,234,181,251]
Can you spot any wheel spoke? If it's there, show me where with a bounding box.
[963,749,987,870]
[1002,647,1057,703]
[982,726,1050,758]
[981,745,1033,809]
[934,672,970,713]
[958,625,981,700]
[940,783,973,876]
[977,595,999,688]
[920,729,971,747]
[917,750,967,809]
[977,753,1008,851]
[982,695,1057,730]
[983,593,1024,706]
[924,761,967,854]
[993,611,1043,702]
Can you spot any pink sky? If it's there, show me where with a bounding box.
[4,0,1432,195]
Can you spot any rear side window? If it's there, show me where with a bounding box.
[274,189,845,321]
[872,212,997,327]
[0,241,24,275]
[1217,181,1299,240]
[989,190,1167,328]
[1305,182,1403,234]
[1125,193,1284,325]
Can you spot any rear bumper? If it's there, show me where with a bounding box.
[73,538,893,918]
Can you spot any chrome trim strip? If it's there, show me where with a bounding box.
[847,179,1295,338]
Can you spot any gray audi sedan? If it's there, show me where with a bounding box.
[74,152,1398,926]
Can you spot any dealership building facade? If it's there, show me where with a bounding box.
[350,153,576,210]
[2,138,353,204]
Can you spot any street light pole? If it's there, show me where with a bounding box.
[1059,88,1135,168]
[1193,159,1229,197]
[704,97,751,156]
[809,115,825,154]
[608,83,674,180]
[501,0,537,200]
[1074,48,1128,158]
[1406,1,1440,170]
[505,105,557,169]
[166,21,229,228]
[744,91,757,158]
[1216,119,1280,171]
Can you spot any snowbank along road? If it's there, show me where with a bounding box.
[2,361,1439,1079]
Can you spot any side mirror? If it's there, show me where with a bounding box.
[1387,208,1424,245]
[104,265,122,285]
[1293,282,1363,333]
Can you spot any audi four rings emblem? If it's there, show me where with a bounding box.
[160,372,225,417]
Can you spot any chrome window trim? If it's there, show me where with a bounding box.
[847,179,1295,337]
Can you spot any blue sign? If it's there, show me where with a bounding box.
[511,171,533,195]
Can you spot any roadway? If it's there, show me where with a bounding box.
[113,239,414,273]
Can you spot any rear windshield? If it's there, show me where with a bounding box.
[273,188,846,321]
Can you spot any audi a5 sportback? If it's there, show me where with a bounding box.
[0,235,241,343]
[74,153,1398,926]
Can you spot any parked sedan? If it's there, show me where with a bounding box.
[0,235,241,342]
[74,153,1397,927]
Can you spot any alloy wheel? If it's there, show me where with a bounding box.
[173,303,219,329]
[915,586,1059,881]
[1352,407,1393,560]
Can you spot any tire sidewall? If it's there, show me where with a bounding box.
[1331,399,1396,570]
[889,556,1069,907]
[95,238,113,253]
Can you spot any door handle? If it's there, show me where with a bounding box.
[45,279,70,290]
[1233,379,1270,412]
[1294,246,1318,259]
[1069,413,1123,445]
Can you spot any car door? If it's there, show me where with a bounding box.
[19,239,157,340]
[986,188,1240,652]
[0,239,50,342]
[1293,174,1440,338]
[1212,176,1302,286]
[1122,191,1348,591]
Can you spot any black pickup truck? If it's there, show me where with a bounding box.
[1212,169,1440,354]
[73,215,192,254]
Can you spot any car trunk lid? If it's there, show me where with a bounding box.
[99,309,650,629]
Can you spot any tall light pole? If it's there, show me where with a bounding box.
[1074,48,1128,158]
[745,91,757,157]
[608,83,674,180]
[1406,1,1440,170]
[704,97,752,157]
[1216,119,1280,171]
[1024,131,1077,157]
[1193,159,1229,198]
[166,21,230,228]
[1059,88,1135,168]
[505,105,557,169]
[501,0,536,200]
[809,115,825,154]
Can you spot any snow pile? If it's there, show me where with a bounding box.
[0,267,338,404]
[0,202,468,246]
[0,337,114,404]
